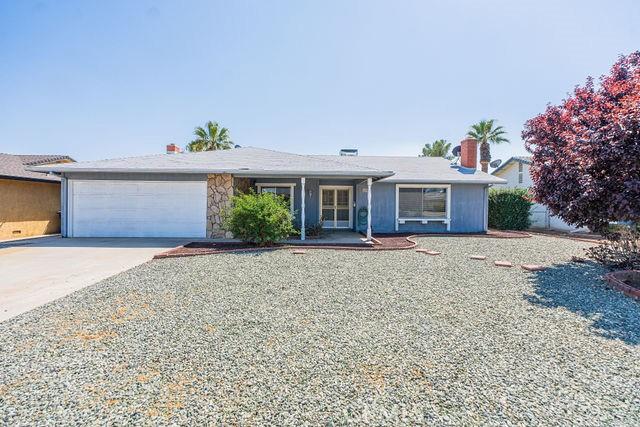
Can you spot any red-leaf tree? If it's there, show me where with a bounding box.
[522,52,640,232]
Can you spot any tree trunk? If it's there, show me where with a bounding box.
[480,142,491,173]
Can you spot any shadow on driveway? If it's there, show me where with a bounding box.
[525,261,640,345]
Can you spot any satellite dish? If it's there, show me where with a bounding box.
[451,145,461,157]
[490,159,502,168]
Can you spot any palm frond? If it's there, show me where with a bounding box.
[187,121,234,151]
[421,139,450,157]
[193,126,207,139]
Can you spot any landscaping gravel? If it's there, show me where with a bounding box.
[1,235,639,425]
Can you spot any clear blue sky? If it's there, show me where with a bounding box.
[1,1,638,163]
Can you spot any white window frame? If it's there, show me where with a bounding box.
[256,183,296,215]
[395,184,451,231]
[319,185,353,229]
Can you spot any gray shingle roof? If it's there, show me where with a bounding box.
[317,155,506,184]
[30,147,391,178]
[30,147,506,184]
[0,153,74,182]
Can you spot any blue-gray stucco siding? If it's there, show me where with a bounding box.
[362,182,488,233]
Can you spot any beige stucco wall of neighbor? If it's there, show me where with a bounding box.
[0,178,61,240]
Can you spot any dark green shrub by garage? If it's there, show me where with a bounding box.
[223,190,295,246]
[488,188,533,230]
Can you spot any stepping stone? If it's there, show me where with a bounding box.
[292,249,306,254]
[416,249,441,255]
[470,255,487,260]
[494,260,513,267]
[521,264,546,272]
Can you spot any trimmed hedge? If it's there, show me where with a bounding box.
[488,188,534,230]
[223,190,295,246]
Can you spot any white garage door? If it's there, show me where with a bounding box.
[68,180,207,237]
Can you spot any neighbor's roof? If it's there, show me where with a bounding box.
[0,153,75,182]
[491,156,532,176]
[30,147,506,184]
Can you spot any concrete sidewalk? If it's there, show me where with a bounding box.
[0,237,187,322]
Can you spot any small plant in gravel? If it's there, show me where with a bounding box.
[488,188,533,230]
[223,190,295,246]
[587,226,640,270]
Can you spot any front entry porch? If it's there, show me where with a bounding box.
[230,175,374,242]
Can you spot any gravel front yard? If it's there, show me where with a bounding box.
[1,236,639,425]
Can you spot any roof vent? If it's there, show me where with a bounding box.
[339,148,358,156]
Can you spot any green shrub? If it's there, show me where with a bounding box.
[488,188,533,230]
[223,190,295,246]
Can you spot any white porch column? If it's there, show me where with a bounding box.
[366,178,372,241]
[300,177,306,241]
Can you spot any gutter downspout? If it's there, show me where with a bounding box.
[60,174,68,237]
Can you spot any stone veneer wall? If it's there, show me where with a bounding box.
[207,173,234,238]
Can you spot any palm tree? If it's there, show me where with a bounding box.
[421,139,452,158]
[466,119,509,172]
[186,121,233,152]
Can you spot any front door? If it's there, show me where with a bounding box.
[320,186,352,229]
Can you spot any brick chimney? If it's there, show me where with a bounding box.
[460,138,477,169]
[166,143,181,154]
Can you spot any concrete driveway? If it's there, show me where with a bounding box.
[0,236,187,322]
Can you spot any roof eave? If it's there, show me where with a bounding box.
[380,178,507,185]
[29,165,394,178]
[0,174,61,183]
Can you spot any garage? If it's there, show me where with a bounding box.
[67,180,207,237]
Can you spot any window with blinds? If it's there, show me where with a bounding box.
[398,187,447,218]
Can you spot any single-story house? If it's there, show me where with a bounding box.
[31,138,505,239]
[491,156,584,232]
[0,153,75,240]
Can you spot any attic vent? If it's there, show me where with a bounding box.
[339,149,358,156]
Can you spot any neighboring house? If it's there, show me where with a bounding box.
[0,153,75,240]
[31,139,505,239]
[491,156,582,231]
